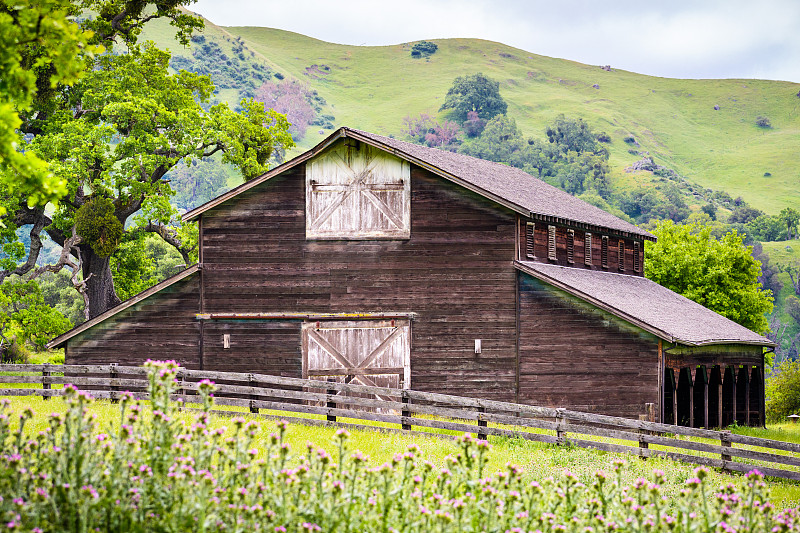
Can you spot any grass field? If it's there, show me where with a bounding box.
[142,13,800,214]
[8,394,800,511]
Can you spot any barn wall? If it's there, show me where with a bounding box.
[200,164,519,401]
[517,272,660,419]
[66,274,201,368]
[201,320,302,376]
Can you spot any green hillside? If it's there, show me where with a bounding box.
[145,15,800,214]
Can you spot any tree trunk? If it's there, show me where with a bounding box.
[80,245,121,319]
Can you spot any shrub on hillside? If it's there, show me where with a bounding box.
[767,359,800,422]
[0,361,795,531]
[411,41,438,57]
[756,116,772,128]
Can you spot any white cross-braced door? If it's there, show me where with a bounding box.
[302,320,411,403]
[306,140,410,239]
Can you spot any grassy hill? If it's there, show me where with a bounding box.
[144,15,800,213]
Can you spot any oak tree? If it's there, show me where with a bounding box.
[0,1,293,320]
[645,220,773,334]
[439,73,507,122]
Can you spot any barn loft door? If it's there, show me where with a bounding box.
[306,140,411,239]
[302,320,411,398]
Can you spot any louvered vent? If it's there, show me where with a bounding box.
[584,233,592,266]
[525,222,535,259]
[601,236,609,268]
[618,240,625,271]
[567,230,575,264]
[548,225,556,261]
[634,241,641,272]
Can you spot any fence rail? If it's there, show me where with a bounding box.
[2,364,799,480]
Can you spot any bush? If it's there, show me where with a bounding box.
[767,359,800,421]
[756,116,772,128]
[411,40,438,57]
[0,361,792,532]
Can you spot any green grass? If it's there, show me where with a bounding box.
[8,394,800,510]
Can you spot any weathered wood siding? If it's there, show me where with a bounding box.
[520,218,644,275]
[65,274,201,368]
[200,163,518,401]
[201,321,302,376]
[517,272,659,419]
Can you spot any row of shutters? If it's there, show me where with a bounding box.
[525,222,641,273]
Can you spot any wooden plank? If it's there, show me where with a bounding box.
[306,368,404,377]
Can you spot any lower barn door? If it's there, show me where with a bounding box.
[302,320,411,409]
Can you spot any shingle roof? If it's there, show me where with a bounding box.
[515,261,775,347]
[348,129,653,239]
[184,127,654,240]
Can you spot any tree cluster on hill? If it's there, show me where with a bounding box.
[254,80,334,142]
[170,34,272,100]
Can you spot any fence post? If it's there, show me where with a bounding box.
[109,363,118,404]
[175,368,184,411]
[720,430,732,467]
[477,406,488,440]
[401,390,411,431]
[638,427,649,459]
[249,374,259,414]
[326,378,336,423]
[555,408,566,446]
[42,363,51,401]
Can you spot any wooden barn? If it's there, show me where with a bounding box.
[49,127,775,427]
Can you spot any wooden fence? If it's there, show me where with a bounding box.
[2,364,800,481]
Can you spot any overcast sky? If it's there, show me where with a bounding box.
[191,0,800,83]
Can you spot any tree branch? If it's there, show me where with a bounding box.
[142,221,194,265]
[29,228,92,321]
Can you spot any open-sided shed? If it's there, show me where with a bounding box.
[49,127,774,426]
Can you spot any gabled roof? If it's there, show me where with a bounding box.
[515,261,775,347]
[183,127,654,241]
[47,265,199,349]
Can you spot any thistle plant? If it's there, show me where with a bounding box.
[0,361,795,532]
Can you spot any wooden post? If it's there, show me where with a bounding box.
[729,366,736,425]
[638,427,649,459]
[42,364,51,401]
[401,390,411,431]
[743,366,751,427]
[175,368,183,411]
[477,406,488,440]
[326,378,336,423]
[701,367,709,429]
[759,366,766,429]
[720,430,732,468]
[249,374,259,414]
[110,363,119,404]
[717,368,723,430]
[645,402,655,423]
[688,368,694,428]
[672,370,678,426]
[555,409,566,445]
